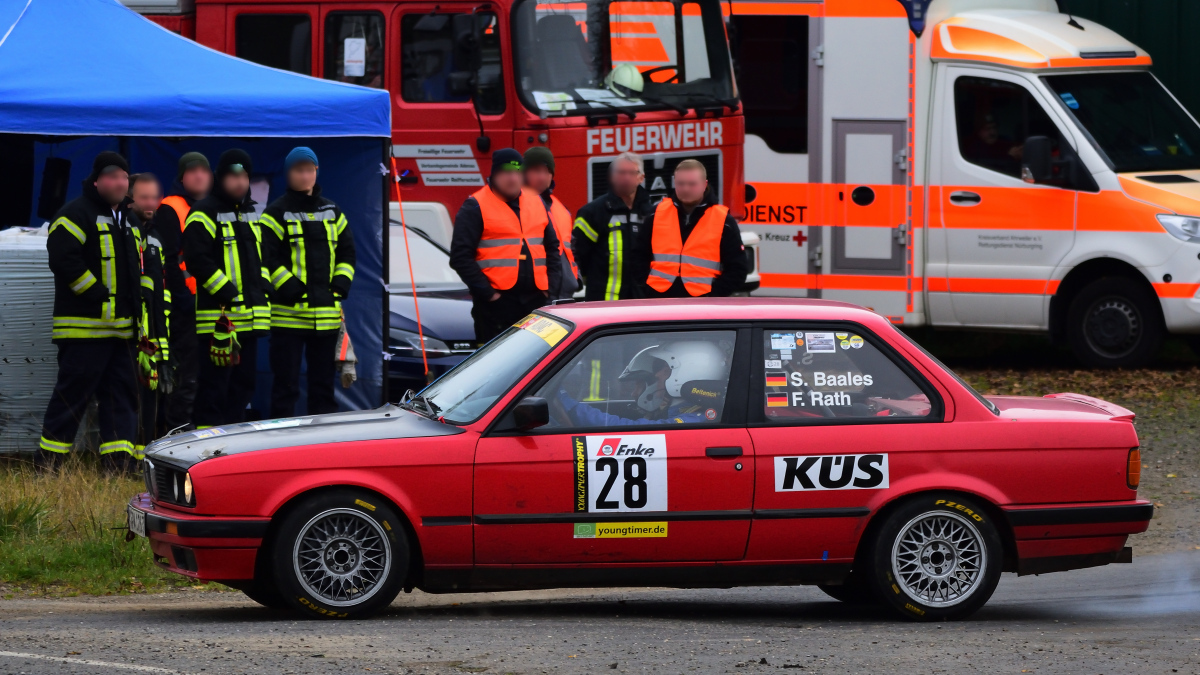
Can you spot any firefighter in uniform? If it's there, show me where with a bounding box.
[128,173,171,454]
[37,152,142,473]
[260,147,356,418]
[522,147,579,300]
[153,152,211,431]
[638,159,747,298]
[183,149,270,428]
[572,151,653,301]
[449,148,562,345]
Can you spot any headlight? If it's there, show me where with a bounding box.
[183,472,193,505]
[1156,214,1200,243]
[388,328,452,357]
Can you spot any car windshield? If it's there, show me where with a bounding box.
[388,224,465,290]
[511,0,734,116]
[1043,71,1200,173]
[415,314,573,423]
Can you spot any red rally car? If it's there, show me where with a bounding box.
[127,299,1152,621]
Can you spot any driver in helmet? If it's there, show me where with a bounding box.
[556,341,727,427]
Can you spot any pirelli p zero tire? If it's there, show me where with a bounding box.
[270,489,409,619]
[866,495,1003,621]
[1067,277,1162,368]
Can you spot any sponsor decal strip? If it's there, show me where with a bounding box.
[775,454,889,492]
[574,522,668,538]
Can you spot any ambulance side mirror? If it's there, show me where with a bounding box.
[1021,136,1054,184]
[512,397,550,431]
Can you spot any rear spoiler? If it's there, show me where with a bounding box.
[1044,393,1136,421]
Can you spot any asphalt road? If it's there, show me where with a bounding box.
[2,551,1198,675]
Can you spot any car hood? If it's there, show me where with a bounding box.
[144,405,463,469]
[389,291,475,342]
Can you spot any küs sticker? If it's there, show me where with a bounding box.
[774,454,888,491]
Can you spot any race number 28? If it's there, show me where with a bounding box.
[574,435,668,513]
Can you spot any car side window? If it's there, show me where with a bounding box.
[761,328,933,424]
[535,330,736,429]
[954,75,1063,182]
[400,12,506,115]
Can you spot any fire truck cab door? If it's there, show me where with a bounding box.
[928,66,1079,329]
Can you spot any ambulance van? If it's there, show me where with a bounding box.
[729,0,1200,366]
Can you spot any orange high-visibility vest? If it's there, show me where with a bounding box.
[547,194,579,280]
[473,186,549,291]
[646,198,726,296]
[160,195,195,294]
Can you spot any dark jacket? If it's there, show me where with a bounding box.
[130,212,170,360]
[636,193,748,298]
[182,187,270,335]
[46,182,142,341]
[449,187,563,302]
[572,185,653,301]
[260,185,356,331]
[151,190,197,320]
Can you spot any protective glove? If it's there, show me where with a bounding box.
[209,314,241,367]
[137,335,160,391]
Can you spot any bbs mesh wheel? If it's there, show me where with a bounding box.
[270,489,409,619]
[865,495,1003,621]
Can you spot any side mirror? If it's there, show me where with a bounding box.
[1021,136,1054,184]
[452,14,482,72]
[512,396,550,431]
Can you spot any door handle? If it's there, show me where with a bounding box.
[706,446,743,458]
[949,190,982,206]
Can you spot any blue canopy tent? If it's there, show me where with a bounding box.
[0,0,392,413]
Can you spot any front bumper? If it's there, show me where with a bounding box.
[1004,500,1153,576]
[128,493,268,581]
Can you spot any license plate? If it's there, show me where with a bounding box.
[127,505,146,538]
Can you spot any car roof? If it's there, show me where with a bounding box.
[542,298,893,331]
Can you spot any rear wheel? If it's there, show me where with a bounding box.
[1066,277,1161,368]
[864,495,1002,621]
[270,489,409,619]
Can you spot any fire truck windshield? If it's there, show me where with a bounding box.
[512,0,735,117]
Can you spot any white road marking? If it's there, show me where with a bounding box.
[0,651,185,674]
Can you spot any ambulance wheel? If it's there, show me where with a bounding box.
[270,489,408,619]
[1067,277,1162,368]
[818,570,877,604]
[865,495,1002,621]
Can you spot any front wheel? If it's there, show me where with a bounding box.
[865,495,1003,621]
[1066,277,1162,368]
[270,489,409,619]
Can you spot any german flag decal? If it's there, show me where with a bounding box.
[765,372,787,388]
[767,393,789,408]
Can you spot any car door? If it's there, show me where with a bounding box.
[746,324,944,565]
[473,326,753,564]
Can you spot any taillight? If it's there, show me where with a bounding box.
[1127,447,1141,489]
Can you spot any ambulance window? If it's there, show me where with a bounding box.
[533,330,737,430]
[400,12,506,115]
[730,15,808,154]
[325,12,385,88]
[760,329,935,424]
[235,14,312,75]
[954,76,1062,181]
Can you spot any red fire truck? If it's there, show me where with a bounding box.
[122,0,746,240]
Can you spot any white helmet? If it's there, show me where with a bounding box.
[605,63,645,98]
[643,341,728,398]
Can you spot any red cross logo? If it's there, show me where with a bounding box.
[793,230,808,247]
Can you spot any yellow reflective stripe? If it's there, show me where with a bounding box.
[50,217,86,244]
[202,270,229,294]
[286,221,307,286]
[270,266,295,289]
[333,213,348,236]
[69,270,98,295]
[605,229,623,301]
[585,358,602,401]
[39,436,72,453]
[51,326,134,340]
[186,212,218,237]
[333,262,355,281]
[574,217,598,242]
[98,440,135,456]
[52,315,132,329]
[221,220,243,295]
[163,289,172,304]
[132,445,146,461]
[96,222,117,320]
[259,213,284,239]
[140,275,155,290]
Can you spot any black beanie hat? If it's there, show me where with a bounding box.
[88,151,130,181]
[216,148,253,179]
[177,151,210,182]
[523,146,555,174]
[490,148,524,177]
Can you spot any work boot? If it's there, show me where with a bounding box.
[101,452,139,477]
[33,449,63,474]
